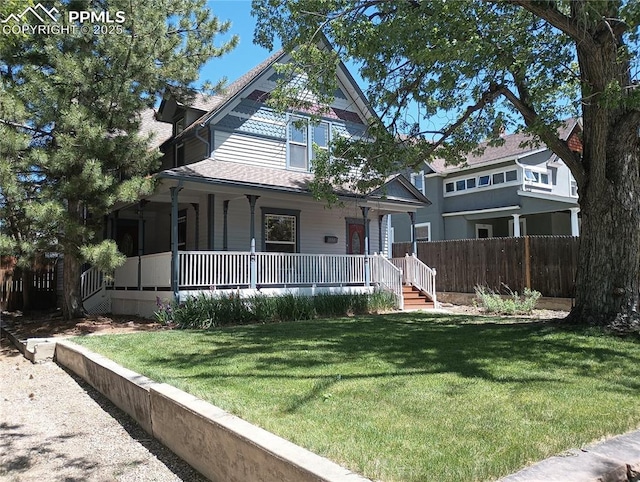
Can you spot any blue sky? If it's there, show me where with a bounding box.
[199,1,279,89]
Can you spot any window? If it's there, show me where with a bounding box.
[445,182,455,193]
[493,172,505,184]
[466,178,476,189]
[411,171,425,194]
[505,170,518,182]
[174,117,185,136]
[475,224,493,239]
[312,122,329,160]
[288,117,308,170]
[570,179,578,197]
[264,214,297,253]
[415,222,431,242]
[178,209,187,250]
[456,179,466,191]
[176,143,185,167]
[524,168,550,185]
[478,175,491,187]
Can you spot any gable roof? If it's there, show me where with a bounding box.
[429,119,581,174]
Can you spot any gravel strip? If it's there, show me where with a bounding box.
[0,336,207,482]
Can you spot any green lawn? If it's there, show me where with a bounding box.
[72,313,640,482]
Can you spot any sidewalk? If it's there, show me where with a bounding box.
[0,335,207,481]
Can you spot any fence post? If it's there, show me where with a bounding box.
[524,236,531,290]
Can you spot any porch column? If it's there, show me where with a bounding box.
[408,211,417,254]
[361,206,370,287]
[137,200,147,290]
[223,200,229,251]
[512,213,521,237]
[170,185,182,301]
[191,203,200,250]
[207,195,215,250]
[378,215,384,255]
[247,195,260,289]
[570,207,580,237]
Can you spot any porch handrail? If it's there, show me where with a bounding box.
[370,254,404,310]
[81,266,104,300]
[255,252,365,286]
[391,254,437,305]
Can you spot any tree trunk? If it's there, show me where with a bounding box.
[62,252,85,319]
[568,127,640,332]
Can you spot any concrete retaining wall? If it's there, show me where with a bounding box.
[54,340,370,482]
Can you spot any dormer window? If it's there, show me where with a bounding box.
[174,117,185,136]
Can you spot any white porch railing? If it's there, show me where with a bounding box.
[391,254,437,305]
[255,252,365,287]
[81,265,104,300]
[370,254,404,310]
[180,251,250,288]
[103,250,412,310]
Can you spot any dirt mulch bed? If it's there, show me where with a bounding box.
[1,311,169,340]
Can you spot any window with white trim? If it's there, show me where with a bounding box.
[415,222,431,242]
[444,169,518,195]
[570,179,578,197]
[476,224,493,239]
[264,214,297,253]
[288,117,308,170]
[410,171,425,194]
[524,168,550,186]
[288,117,333,171]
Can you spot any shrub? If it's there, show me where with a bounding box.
[154,290,398,329]
[474,285,542,315]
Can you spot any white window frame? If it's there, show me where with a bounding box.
[264,213,297,252]
[523,167,551,187]
[410,171,426,195]
[444,167,519,197]
[414,222,431,242]
[174,116,185,136]
[475,223,493,239]
[287,115,333,172]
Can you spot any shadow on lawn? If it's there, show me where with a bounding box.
[143,312,640,402]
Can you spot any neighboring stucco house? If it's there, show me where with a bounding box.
[82,46,437,316]
[391,119,582,244]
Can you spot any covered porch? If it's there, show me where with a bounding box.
[84,159,436,317]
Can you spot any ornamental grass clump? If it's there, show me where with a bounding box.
[155,291,397,329]
[474,285,541,315]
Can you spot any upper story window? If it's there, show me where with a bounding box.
[570,179,578,197]
[524,168,550,186]
[444,168,518,195]
[312,122,329,160]
[288,116,332,171]
[410,171,425,194]
[415,222,431,242]
[174,117,185,136]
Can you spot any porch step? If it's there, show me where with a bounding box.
[402,285,435,309]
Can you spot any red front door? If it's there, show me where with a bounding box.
[347,222,365,254]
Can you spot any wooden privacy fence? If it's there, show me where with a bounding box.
[1,257,58,311]
[392,236,579,298]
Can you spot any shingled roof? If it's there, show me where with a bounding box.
[175,50,286,141]
[138,108,173,150]
[429,119,580,174]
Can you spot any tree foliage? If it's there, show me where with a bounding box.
[0,0,237,317]
[253,0,640,331]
